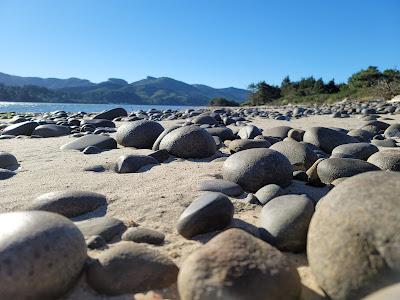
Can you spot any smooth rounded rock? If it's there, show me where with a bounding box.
[121,227,165,245]
[303,127,359,153]
[263,126,292,139]
[367,149,400,171]
[177,192,234,239]
[29,190,107,218]
[75,217,126,242]
[32,124,70,137]
[0,151,18,169]
[0,211,87,300]
[384,123,400,139]
[331,142,379,160]
[228,139,271,153]
[60,134,117,151]
[159,125,217,158]
[116,120,164,148]
[238,125,262,139]
[93,108,128,120]
[259,194,314,252]
[178,228,301,300]
[115,155,159,173]
[152,125,180,150]
[307,171,400,300]
[197,179,244,196]
[0,168,16,180]
[255,184,285,205]
[1,121,38,136]
[86,241,178,295]
[223,148,293,192]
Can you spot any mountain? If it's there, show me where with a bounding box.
[0,72,250,105]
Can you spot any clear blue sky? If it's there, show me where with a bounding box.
[0,0,399,88]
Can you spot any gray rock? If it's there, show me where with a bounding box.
[270,140,318,171]
[303,127,359,153]
[238,125,262,139]
[371,138,397,147]
[29,190,107,218]
[86,241,178,295]
[177,192,234,238]
[384,123,400,138]
[363,283,400,300]
[152,125,180,150]
[121,227,165,245]
[287,128,305,141]
[307,171,400,300]
[347,129,374,142]
[192,113,218,125]
[32,124,70,137]
[262,126,292,139]
[316,158,380,184]
[116,120,164,148]
[93,108,128,120]
[81,119,115,128]
[159,125,217,158]
[178,228,301,300]
[197,179,244,196]
[1,121,38,136]
[259,194,314,252]
[82,145,102,154]
[60,134,117,151]
[255,184,284,205]
[148,149,170,163]
[367,149,400,171]
[0,168,16,180]
[284,180,330,203]
[228,139,271,153]
[75,217,126,242]
[223,148,293,192]
[331,143,379,160]
[206,127,235,141]
[0,211,86,300]
[115,155,159,173]
[0,151,18,169]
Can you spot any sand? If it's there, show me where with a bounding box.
[1,114,400,299]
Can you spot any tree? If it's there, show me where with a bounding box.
[208,97,239,107]
[248,81,281,105]
[348,66,383,88]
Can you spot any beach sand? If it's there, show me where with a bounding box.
[1,114,399,299]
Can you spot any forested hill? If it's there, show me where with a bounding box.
[0,73,250,105]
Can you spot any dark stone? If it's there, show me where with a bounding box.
[206,127,235,141]
[115,155,159,173]
[86,235,107,249]
[228,139,270,153]
[116,120,164,148]
[331,143,379,160]
[81,119,115,128]
[82,146,102,154]
[148,149,170,163]
[0,151,18,169]
[93,108,128,120]
[368,150,400,171]
[121,227,165,245]
[75,217,126,242]
[197,179,243,196]
[32,124,70,137]
[262,126,292,139]
[60,134,117,151]
[0,168,16,180]
[1,121,38,136]
[303,127,359,153]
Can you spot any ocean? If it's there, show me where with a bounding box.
[0,101,200,113]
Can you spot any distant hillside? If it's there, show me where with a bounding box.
[0,72,250,105]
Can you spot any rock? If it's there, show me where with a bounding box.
[262,126,292,139]
[82,145,102,154]
[86,235,107,249]
[316,158,380,184]
[192,113,218,125]
[93,107,128,120]
[270,140,318,171]
[116,120,164,148]
[371,138,397,147]
[243,192,260,204]
[121,227,165,245]
[29,190,107,218]
[255,184,284,205]
[0,211,86,299]
[0,151,18,169]
[259,194,314,252]
[287,128,305,141]
[177,228,301,300]
[206,127,235,141]
[223,148,293,192]
[238,125,262,139]
[159,125,217,158]
[307,171,400,300]
[293,170,308,181]
[228,139,271,153]
[367,149,400,171]
[384,123,400,138]
[306,158,326,186]
[347,129,374,142]
[148,149,170,163]
[115,155,159,173]
[284,180,330,203]
[32,124,70,137]
[303,127,359,153]
[0,168,16,180]
[177,192,234,239]
[60,134,117,151]
[1,121,38,136]
[152,125,180,151]
[75,217,126,242]
[197,179,244,197]
[86,241,178,295]
[363,283,400,300]
[81,119,115,128]
[331,143,379,160]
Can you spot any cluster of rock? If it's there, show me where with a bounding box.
[1,101,400,299]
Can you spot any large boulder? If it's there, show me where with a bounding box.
[29,190,107,218]
[307,171,400,300]
[223,148,293,192]
[270,140,318,171]
[116,120,164,148]
[1,121,38,136]
[152,125,180,150]
[367,150,400,171]
[60,134,117,151]
[192,113,218,125]
[177,192,234,239]
[93,107,128,120]
[32,124,71,138]
[86,241,178,295]
[0,211,86,299]
[316,158,380,184]
[303,127,359,153]
[178,228,301,300]
[258,194,314,252]
[159,125,216,158]
[331,143,379,160]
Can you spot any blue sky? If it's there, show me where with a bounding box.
[0,0,399,88]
